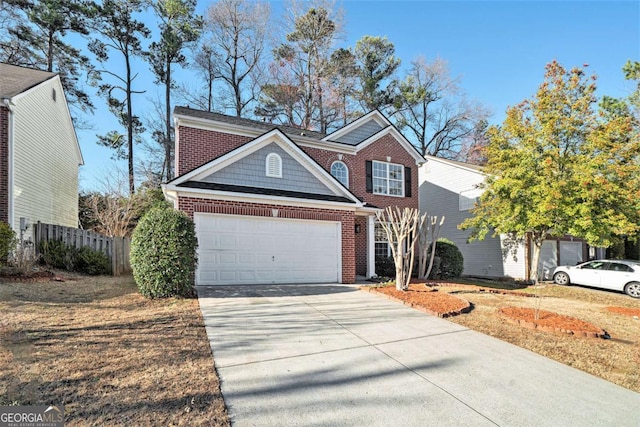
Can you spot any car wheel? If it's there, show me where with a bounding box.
[624,282,640,298]
[553,272,570,286]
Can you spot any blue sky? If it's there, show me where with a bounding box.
[76,0,639,191]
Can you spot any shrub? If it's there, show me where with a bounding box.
[75,246,111,275]
[375,256,396,278]
[9,242,38,274]
[40,239,75,270]
[130,207,198,298]
[0,222,16,265]
[40,239,111,275]
[428,238,464,279]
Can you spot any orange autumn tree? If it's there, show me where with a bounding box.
[460,61,640,283]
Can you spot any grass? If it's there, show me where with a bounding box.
[431,280,640,392]
[0,273,230,426]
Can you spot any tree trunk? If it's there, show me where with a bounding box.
[165,56,172,181]
[528,234,545,285]
[125,50,135,194]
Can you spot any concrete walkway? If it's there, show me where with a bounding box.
[198,284,640,427]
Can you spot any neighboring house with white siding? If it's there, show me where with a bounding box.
[0,63,83,236]
[419,155,590,281]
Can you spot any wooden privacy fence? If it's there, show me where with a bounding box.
[33,222,131,276]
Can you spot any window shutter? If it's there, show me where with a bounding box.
[365,161,373,193]
[404,166,412,197]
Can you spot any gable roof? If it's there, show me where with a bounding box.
[174,106,327,140]
[323,110,391,145]
[424,154,485,174]
[166,128,363,207]
[0,63,57,98]
[175,106,425,165]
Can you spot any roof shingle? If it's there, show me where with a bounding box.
[0,63,56,98]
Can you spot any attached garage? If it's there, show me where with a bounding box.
[195,213,342,286]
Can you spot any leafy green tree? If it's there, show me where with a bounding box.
[329,47,359,126]
[353,35,400,112]
[460,61,640,283]
[0,0,95,114]
[147,0,202,182]
[89,0,150,194]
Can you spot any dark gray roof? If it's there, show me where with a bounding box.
[0,63,56,98]
[177,181,356,204]
[174,106,327,140]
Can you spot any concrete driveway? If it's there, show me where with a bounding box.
[198,284,640,427]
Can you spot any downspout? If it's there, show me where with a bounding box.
[2,98,14,229]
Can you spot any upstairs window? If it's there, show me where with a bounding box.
[266,153,282,178]
[373,160,403,196]
[330,161,349,188]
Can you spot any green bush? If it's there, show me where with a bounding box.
[40,239,110,275]
[0,222,16,265]
[40,239,75,270]
[428,238,464,279]
[130,207,198,298]
[75,246,111,275]
[375,256,396,278]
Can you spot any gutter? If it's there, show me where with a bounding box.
[2,98,14,228]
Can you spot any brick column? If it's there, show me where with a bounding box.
[0,106,9,224]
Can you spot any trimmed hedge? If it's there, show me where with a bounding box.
[429,238,464,279]
[130,207,198,298]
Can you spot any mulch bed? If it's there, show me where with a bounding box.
[363,284,472,318]
[606,306,640,317]
[498,307,607,338]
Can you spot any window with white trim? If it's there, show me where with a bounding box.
[266,153,282,178]
[374,221,391,258]
[373,160,403,196]
[330,161,349,188]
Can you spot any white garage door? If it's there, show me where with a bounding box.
[194,213,341,285]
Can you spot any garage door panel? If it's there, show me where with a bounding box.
[194,214,341,285]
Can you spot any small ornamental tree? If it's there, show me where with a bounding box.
[417,215,445,279]
[130,206,198,298]
[376,207,422,291]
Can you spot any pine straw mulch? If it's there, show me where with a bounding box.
[0,274,230,426]
[363,280,640,392]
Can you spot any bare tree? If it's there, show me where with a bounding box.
[417,215,445,280]
[393,56,490,157]
[205,0,269,117]
[81,170,141,238]
[376,207,423,291]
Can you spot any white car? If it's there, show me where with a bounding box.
[552,260,640,298]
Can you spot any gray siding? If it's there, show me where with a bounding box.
[201,143,334,195]
[419,159,508,278]
[334,120,384,145]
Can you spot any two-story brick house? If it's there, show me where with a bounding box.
[163,107,424,285]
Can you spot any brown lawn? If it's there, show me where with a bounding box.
[0,274,230,426]
[368,281,640,393]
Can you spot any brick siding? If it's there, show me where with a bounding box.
[178,196,356,284]
[174,123,420,282]
[176,126,251,177]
